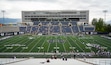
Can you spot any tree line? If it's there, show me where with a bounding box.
[92,18,111,33]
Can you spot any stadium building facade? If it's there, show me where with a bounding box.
[22,10,89,23]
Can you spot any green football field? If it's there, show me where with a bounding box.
[0,35,111,53]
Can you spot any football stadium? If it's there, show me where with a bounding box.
[0,10,111,65]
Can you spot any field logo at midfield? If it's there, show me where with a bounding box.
[47,39,66,43]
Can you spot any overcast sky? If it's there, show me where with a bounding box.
[0,0,111,22]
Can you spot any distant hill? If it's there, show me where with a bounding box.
[0,18,21,24]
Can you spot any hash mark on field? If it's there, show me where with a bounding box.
[70,36,85,52]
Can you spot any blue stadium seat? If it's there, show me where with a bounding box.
[19,27,26,32]
[31,26,38,33]
[61,21,69,25]
[38,26,48,34]
[50,26,60,33]
[79,26,84,32]
[72,26,79,33]
[33,21,40,25]
[62,26,71,33]
[41,21,49,25]
[84,27,94,31]
[51,21,59,25]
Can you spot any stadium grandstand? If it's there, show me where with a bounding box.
[0,10,95,36]
[19,10,95,35]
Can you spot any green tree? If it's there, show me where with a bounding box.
[91,18,111,32]
[92,18,98,31]
[105,24,111,32]
[97,18,105,32]
[92,18,98,25]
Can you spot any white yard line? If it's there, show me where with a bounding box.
[38,36,47,52]
[95,37,111,48]
[63,35,75,52]
[60,36,66,52]
[2,37,23,52]
[46,36,52,52]
[20,39,37,52]
[20,37,39,52]
[0,36,18,48]
[12,37,30,52]
[80,39,93,52]
[70,36,85,53]
[0,38,12,46]
[55,36,58,51]
[29,36,44,52]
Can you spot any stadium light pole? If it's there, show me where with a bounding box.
[1,10,5,34]
[103,10,108,22]
[1,10,5,24]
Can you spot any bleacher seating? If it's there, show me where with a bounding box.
[38,26,48,34]
[79,26,84,32]
[72,26,79,33]
[70,21,77,25]
[26,26,31,33]
[19,27,26,32]
[61,21,69,25]
[84,27,94,31]
[31,26,38,33]
[41,21,49,25]
[19,20,94,35]
[51,21,59,25]
[62,26,72,33]
[33,21,40,25]
[50,26,60,33]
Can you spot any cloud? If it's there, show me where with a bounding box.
[0,0,62,18]
[0,0,111,22]
[3,0,58,3]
